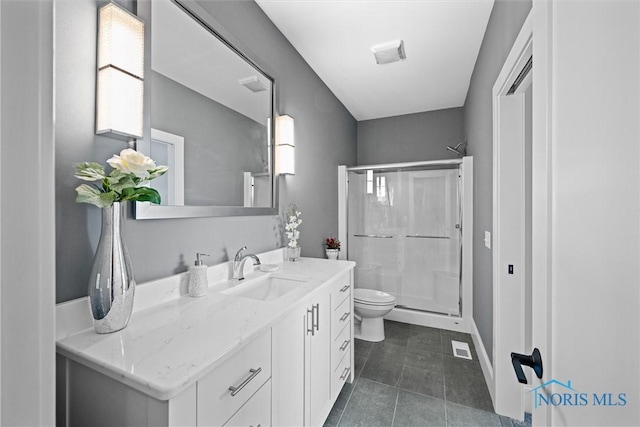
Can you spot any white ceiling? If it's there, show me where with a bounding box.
[255,0,494,121]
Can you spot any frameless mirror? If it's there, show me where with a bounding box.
[135,0,276,219]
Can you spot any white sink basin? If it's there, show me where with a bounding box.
[223,275,307,301]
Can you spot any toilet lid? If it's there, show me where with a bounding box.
[354,288,396,305]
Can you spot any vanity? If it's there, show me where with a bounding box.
[56,249,355,426]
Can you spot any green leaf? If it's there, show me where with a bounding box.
[75,184,113,208]
[97,191,117,208]
[108,170,136,192]
[147,165,169,180]
[121,187,162,204]
[74,162,106,182]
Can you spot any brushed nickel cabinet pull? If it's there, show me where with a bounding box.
[228,367,262,396]
[340,312,350,322]
[339,340,350,351]
[307,307,314,336]
[340,367,351,381]
[340,285,349,293]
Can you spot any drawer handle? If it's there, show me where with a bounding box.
[340,366,351,381]
[339,339,350,351]
[228,367,262,397]
[340,285,349,293]
[340,312,350,322]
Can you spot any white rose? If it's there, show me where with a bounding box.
[107,148,156,178]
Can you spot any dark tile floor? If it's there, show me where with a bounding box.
[325,320,531,427]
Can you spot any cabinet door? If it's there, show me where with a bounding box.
[307,292,331,426]
[272,303,307,426]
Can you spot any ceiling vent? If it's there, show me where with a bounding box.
[239,76,268,93]
[371,40,406,65]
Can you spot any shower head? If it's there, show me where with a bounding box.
[446,142,467,157]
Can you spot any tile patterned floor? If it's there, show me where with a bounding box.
[325,320,531,427]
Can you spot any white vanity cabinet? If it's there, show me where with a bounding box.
[197,328,272,426]
[57,256,355,427]
[272,269,354,426]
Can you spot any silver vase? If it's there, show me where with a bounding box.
[88,201,136,334]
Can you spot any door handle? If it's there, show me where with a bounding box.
[511,348,543,384]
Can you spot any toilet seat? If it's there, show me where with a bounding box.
[354,288,395,305]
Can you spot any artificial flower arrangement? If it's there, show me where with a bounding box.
[285,204,302,248]
[74,148,168,208]
[325,236,341,250]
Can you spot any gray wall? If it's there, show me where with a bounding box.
[356,107,464,165]
[55,0,357,303]
[463,0,531,363]
[151,71,266,206]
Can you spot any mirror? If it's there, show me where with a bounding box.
[135,0,277,219]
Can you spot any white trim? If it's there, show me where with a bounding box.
[1,1,56,424]
[530,2,553,425]
[471,319,494,404]
[492,10,532,420]
[337,166,347,260]
[0,1,3,419]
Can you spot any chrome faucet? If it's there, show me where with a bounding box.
[232,246,261,281]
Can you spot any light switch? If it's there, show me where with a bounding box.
[484,231,491,249]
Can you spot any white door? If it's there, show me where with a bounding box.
[493,11,536,422]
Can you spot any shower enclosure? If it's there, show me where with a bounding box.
[338,158,473,331]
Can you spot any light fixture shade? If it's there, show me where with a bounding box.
[96,2,145,140]
[276,115,295,175]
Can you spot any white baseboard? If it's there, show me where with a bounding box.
[471,319,495,405]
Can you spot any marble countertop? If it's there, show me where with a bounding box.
[56,254,355,401]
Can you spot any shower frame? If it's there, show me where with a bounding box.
[338,157,473,333]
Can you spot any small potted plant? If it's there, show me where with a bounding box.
[325,236,341,260]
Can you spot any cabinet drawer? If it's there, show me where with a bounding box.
[332,322,351,369]
[223,379,271,427]
[329,272,351,310]
[198,329,271,426]
[331,295,351,340]
[331,347,351,399]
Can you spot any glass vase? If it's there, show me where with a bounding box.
[87,202,136,334]
[287,246,301,262]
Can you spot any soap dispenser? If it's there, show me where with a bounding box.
[188,253,209,297]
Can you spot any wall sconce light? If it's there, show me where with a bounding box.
[96,2,145,140]
[276,115,295,175]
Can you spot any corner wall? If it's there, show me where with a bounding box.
[357,107,464,165]
[55,0,357,302]
[462,0,531,363]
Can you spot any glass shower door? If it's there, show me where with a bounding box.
[400,169,461,316]
[347,167,461,317]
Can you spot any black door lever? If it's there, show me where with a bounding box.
[511,348,543,384]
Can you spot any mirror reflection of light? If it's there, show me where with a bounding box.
[366,170,374,194]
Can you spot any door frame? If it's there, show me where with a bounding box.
[492,9,551,425]
[492,16,531,416]
[493,4,553,426]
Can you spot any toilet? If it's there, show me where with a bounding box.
[353,288,396,342]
